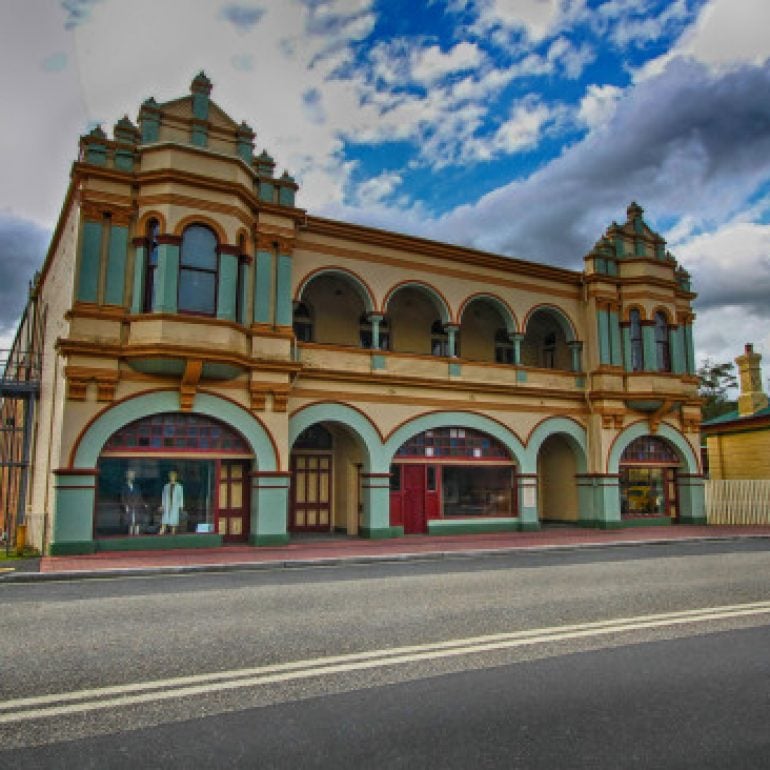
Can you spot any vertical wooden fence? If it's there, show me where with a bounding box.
[705,480,770,525]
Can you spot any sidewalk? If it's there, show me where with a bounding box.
[2,525,770,583]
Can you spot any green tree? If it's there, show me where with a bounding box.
[697,358,738,421]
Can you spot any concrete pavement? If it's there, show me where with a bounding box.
[2,524,770,582]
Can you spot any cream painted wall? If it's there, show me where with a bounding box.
[459,301,506,362]
[388,288,440,355]
[301,275,364,346]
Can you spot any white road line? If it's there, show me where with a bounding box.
[1,600,769,725]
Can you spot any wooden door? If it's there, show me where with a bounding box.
[403,464,426,534]
[217,461,249,542]
[291,454,332,531]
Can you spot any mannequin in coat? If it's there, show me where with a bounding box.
[120,469,145,536]
[160,470,184,534]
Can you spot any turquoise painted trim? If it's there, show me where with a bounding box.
[238,260,250,325]
[361,484,391,532]
[622,326,632,371]
[259,181,275,203]
[154,243,179,313]
[53,481,96,544]
[621,516,671,528]
[428,518,517,535]
[609,311,622,366]
[114,149,134,171]
[290,403,380,470]
[518,520,541,532]
[670,326,685,375]
[371,354,386,371]
[512,334,523,365]
[681,516,707,526]
[575,376,585,388]
[73,392,278,471]
[278,186,295,207]
[131,244,146,314]
[48,541,96,555]
[96,534,223,551]
[275,253,293,327]
[250,533,290,546]
[597,309,610,365]
[461,295,517,335]
[217,253,238,321]
[578,519,622,529]
[141,117,159,143]
[252,484,289,541]
[614,236,624,257]
[608,423,698,475]
[254,250,273,324]
[384,411,526,468]
[516,369,527,383]
[446,327,457,358]
[684,324,696,375]
[359,526,402,539]
[642,324,656,372]
[634,239,645,256]
[104,224,128,305]
[576,475,622,526]
[526,306,575,342]
[77,220,103,302]
[525,417,588,475]
[449,361,461,376]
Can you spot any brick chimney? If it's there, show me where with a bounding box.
[735,343,768,416]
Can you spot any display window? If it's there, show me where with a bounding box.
[441,466,514,517]
[619,436,680,519]
[95,413,252,539]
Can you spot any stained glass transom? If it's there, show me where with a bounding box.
[103,413,250,453]
[395,428,510,459]
[620,436,679,464]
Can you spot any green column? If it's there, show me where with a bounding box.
[249,472,290,546]
[217,251,238,321]
[569,341,583,372]
[154,239,179,313]
[446,325,459,358]
[670,325,686,375]
[360,473,398,538]
[274,252,293,328]
[50,470,97,555]
[369,313,383,349]
[512,333,524,365]
[576,475,622,528]
[104,224,128,306]
[516,474,540,531]
[609,310,622,365]
[254,249,273,324]
[684,323,696,375]
[642,323,656,371]
[131,241,146,314]
[238,257,251,325]
[677,474,706,525]
[597,309,610,365]
[621,325,632,371]
[76,219,103,302]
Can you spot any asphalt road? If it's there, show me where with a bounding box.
[1,541,769,767]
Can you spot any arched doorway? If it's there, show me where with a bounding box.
[619,436,681,520]
[389,427,517,534]
[95,412,252,541]
[537,434,580,524]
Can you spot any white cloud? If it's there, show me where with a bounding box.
[353,170,403,206]
[472,0,586,43]
[411,41,484,84]
[578,83,623,129]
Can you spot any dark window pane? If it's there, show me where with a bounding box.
[181,226,218,269]
[179,270,216,315]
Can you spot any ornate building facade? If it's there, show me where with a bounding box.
[1,75,705,555]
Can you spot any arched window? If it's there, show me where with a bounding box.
[431,320,449,357]
[655,312,671,372]
[178,225,218,316]
[629,309,644,372]
[143,219,159,312]
[494,328,514,364]
[293,302,313,342]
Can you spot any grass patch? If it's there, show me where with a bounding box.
[0,546,40,561]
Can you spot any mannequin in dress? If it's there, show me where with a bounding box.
[160,470,184,535]
[120,469,145,536]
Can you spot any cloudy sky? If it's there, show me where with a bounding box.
[1,0,769,383]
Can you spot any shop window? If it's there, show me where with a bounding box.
[620,467,668,516]
[293,302,313,342]
[178,225,218,315]
[426,466,436,491]
[630,309,644,371]
[431,321,449,357]
[142,219,159,312]
[620,436,679,464]
[442,466,514,517]
[395,427,510,459]
[494,328,514,364]
[655,311,671,372]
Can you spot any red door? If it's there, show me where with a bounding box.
[403,465,426,534]
[217,461,249,542]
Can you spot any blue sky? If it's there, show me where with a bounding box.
[0,0,769,382]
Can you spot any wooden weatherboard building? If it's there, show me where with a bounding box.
[0,74,706,555]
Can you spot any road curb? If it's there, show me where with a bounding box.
[1,534,769,584]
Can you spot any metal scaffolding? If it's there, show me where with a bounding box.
[1,292,42,552]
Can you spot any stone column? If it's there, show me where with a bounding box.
[360,472,397,538]
[516,473,540,531]
[216,245,239,322]
[249,471,291,546]
[50,469,98,555]
[154,235,181,313]
[569,340,584,373]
